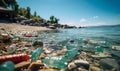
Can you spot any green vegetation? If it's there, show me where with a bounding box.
[0,0,59,24]
[48,16,59,24]
[26,7,31,19]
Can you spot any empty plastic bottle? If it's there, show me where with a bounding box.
[30,48,42,61]
[65,48,78,59]
[42,56,67,69]
[95,46,103,52]
[66,44,74,50]
[0,61,14,71]
[99,41,110,48]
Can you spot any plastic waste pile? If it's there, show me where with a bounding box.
[29,48,42,61]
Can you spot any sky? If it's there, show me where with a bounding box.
[17,0,120,27]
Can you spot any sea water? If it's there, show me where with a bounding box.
[39,25,120,49]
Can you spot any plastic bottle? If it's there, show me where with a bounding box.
[99,41,110,48]
[6,44,16,54]
[42,56,67,69]
[95,46,103,52]
[0,61,14,71]
[65,48,78,59]
[30,48,42,61]
[0,54,29,63]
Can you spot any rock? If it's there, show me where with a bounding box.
[83,39,98,45]
[15,61,30,71]
[25,43,32,47]
[93,61,100,67]
[99,58,119,70]
[39,68,60,71]
[91,53,111,59]
[33,40,43,47]
[77,67,88,71]
[74,59,90,70]
[112,46,120,51]
[68,39,74,43]
[68,62,76,70]
[111,51,120,58]
[27,62,44,71]
[89,66,101,71]
[0,33,11,43]
[68,59,90,71]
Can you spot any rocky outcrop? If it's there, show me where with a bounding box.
[99,58,119,70]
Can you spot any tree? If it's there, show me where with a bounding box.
[50,16,55,24]
[10,0,17,9]
[54,18,59,24]
[0,0,7,8]
[34,11,37,17]
[14,4,19,15]
[26,7,31,19]
[18,8,26,16]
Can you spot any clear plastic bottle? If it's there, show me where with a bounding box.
[65,48,78,59]
[94,46,103,52]
[42,56,67,69]
[30,48,42,61]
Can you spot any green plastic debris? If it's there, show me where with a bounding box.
[42,56,67,69]
[95,46,103,52]
[65,48,78,59]
[99,41,110,48]
[66,44,74,50]
[0,61,14,71]
[30,48,42,61]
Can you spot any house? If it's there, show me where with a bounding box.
[0,6,14,22]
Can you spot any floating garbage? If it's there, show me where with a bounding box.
[0,61,14,71]
[98,41,110,48]
[29,48,42,61]
[94,46,103,53]
[65,48,78,59]
[42,56,67,69]
[0,54,29,63]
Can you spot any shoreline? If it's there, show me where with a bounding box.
[0,23,50,34]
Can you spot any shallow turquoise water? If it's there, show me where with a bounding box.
[39,25,120,46]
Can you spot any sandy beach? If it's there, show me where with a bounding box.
[0,23,50,34]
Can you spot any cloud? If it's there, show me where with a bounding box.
[93,16,98,19]
[80,18,87,23]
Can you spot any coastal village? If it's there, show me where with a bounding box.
[0,0,120,71]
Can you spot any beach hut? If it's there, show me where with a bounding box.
[0,6,14,22]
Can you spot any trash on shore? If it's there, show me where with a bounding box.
[0,29,120,71]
